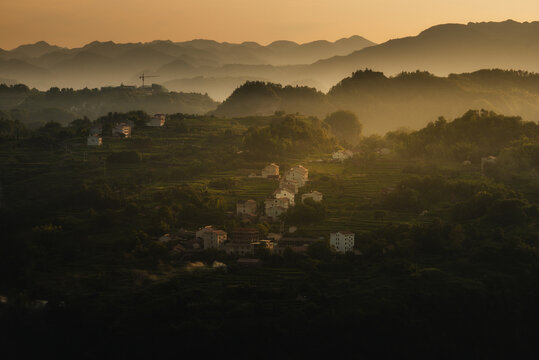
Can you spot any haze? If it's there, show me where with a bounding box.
[1,0,538,49]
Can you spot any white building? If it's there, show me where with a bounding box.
[262,163,279,178]
[284,165,308,187]
[332,149,354,162]
[237,199,257,217]
[112,123,132,138]
[148,114,166,127]
[273,188,295,206]
[196,226,227,249]
[264,197,290,221]
[87,135,102,146]
[330,231,355,253]
[301,191,323,203]
[279,180,299,194]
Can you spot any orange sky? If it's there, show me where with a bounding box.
[1,0,538,49]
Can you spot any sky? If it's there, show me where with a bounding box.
[0,0,538,49]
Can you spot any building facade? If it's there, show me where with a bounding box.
[273,188,295,206]
[330,231,355,253]
[148,114,166,127]
[236,199,258,217]
[87,135,102,146]
[284,165,308,187]
[230,228,260,244]
[112,123,132,138]
[262,163,279,178]
[196,226,228,249]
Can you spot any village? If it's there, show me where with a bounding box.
[155,161,357,265]
[85,113,360,263]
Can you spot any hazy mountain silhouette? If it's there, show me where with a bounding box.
[0,36,375,97]
[213,69,539,134]
[1,20,539,101]
[303,20,539,86]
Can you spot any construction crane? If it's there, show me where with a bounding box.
[139,73,159,88]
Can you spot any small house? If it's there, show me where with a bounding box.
[112,123,132,138]
[273,188,295,206]
[284,165,308,187]
[148,114,166,127]
[87,135,102,146]
[196,226,227,249]
[262,163,279,178]
[332,150,354,162]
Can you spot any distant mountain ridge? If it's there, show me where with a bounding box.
[303,20,539,85]
[0,36,375,100]
[1,20,539,101]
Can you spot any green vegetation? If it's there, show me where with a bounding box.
[213,69,539,134]
[1,108,539,357]
[324,110,362,146]
[0,83,218,127]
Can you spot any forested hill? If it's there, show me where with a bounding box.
[0,84,218,126]
[214,69,539,134]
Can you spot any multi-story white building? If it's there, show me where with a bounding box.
[284,165,308,187]
[330,231,355,253]
[280,180,299,194]
[87,135,102,146]
[273,188,295,206]
[262,163,279,178]
[196,226,228,249]
[237,199,258,217]
[301,191,323,203]
[264,197,290,221]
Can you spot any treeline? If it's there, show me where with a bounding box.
[387,109,539,162]
[242,114,335,159]
[213,69,539,133]
[0,83,218,127]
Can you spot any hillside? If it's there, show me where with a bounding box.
[1,110,539,358]
[214,69,539,134]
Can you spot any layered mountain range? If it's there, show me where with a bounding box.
[2,20,538,101]
[0,36,375,100]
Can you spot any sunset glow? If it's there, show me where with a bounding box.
[1,0,538,48]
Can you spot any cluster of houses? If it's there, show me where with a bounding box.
[87,113,166,146]
[192,225,355,256]
[184,163,353,256]
[247,163,322,222]
[264,163,321,221]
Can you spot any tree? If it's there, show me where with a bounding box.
[324,110,362,146]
